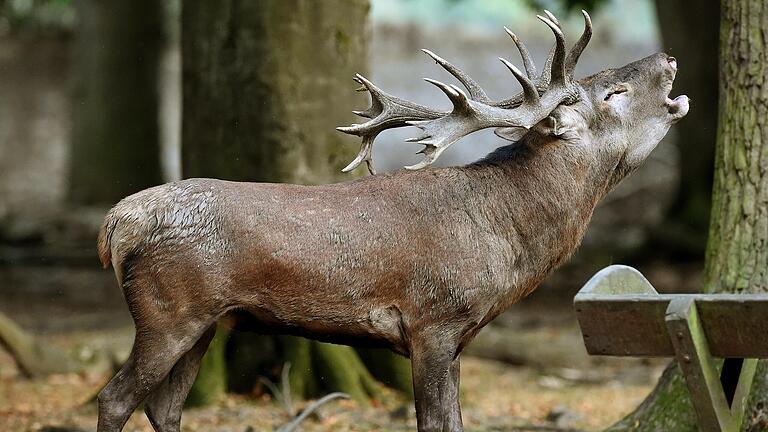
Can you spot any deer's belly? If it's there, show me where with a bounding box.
[226,303,408,354]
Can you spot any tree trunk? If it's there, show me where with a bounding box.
[609,1,768,430]
[67,0,164,205]
[186,325,230,407]
[181,0,370,185]
[181,0,411,404]
[648,0,719,259]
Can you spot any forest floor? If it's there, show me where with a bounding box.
[0,246,699,432]
[0,329,663,432]
[0,270,680,432]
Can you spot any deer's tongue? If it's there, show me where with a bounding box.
[666,95,690,116]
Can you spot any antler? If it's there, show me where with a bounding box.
[338,11,593,174]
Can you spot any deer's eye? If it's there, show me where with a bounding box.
[604,87,628,101]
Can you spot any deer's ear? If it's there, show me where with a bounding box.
[534,105,581,137]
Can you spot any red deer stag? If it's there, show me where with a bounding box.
[96,10,689,432]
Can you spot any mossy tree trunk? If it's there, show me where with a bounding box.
[650,0,719,259]
[67,0,164,205]
[185,325,230,407]
[609,1,768,430]
[181,0,412,405]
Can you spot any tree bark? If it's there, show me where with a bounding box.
[181,0,370,185]
[67,0,164,205]
[649,0,720,259]
[610,1,768,430]
[181,0,411,403]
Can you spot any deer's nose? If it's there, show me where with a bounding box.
[667,56,677,71]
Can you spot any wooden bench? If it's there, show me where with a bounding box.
[574,265,768,432]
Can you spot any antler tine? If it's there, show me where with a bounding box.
[498,10,589,109]
[504,27,537,79]
[404,144,446,171]
[423,78,472,113]
[339,11,593,172]
[337,73,443,174]
[422,49,491,103]
[350,75,382,119]
[537,43,556,89]
[498,57,539,105]
[341,135,377,174]
[537,14,567,87]
[399,10,581,168]
[565,10,593,76]
[543,10,561,26]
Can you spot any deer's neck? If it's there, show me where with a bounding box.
[462,135,616,303]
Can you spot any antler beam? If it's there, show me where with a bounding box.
[338,11,593,174]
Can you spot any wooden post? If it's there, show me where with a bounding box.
[664,297,756,432]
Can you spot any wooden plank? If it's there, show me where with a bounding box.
[574,266,764,432]
[575,297,674,356]
[575,294,768,357]
[665,297,735,432]
[577,265,658,295]
[696,297,768,358]
[729,358,757,429]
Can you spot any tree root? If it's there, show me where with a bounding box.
[0,310,96,377]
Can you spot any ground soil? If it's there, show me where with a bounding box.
[0,245,701,432]
[0,335,661,432]
[0,267,674,432]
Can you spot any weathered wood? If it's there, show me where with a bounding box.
[576,265,766,432]
[665,297,734,432]
[576,294,768,357]
[575,297,673,356]
[575,266,665,357]
[465,323,591,369]
[577,265,658,295]
[575,265,768,358]
[0,310,92,377]
[729,358,757,430]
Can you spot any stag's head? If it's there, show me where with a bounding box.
[338,10,689,177]
[573,53,689,172]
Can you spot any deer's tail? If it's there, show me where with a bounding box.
[97,208,118,270]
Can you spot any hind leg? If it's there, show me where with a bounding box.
[144,325,217,432]
[96,348,140,432]
[97,319,214,432]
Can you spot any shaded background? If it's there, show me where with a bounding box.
[0,0,718,430]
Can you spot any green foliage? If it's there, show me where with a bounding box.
[0,0,74,35]
[525,0,610,14]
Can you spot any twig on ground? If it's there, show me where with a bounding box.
[275,392,350,432]
[258,361,296,416]
[281,361,294,416]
